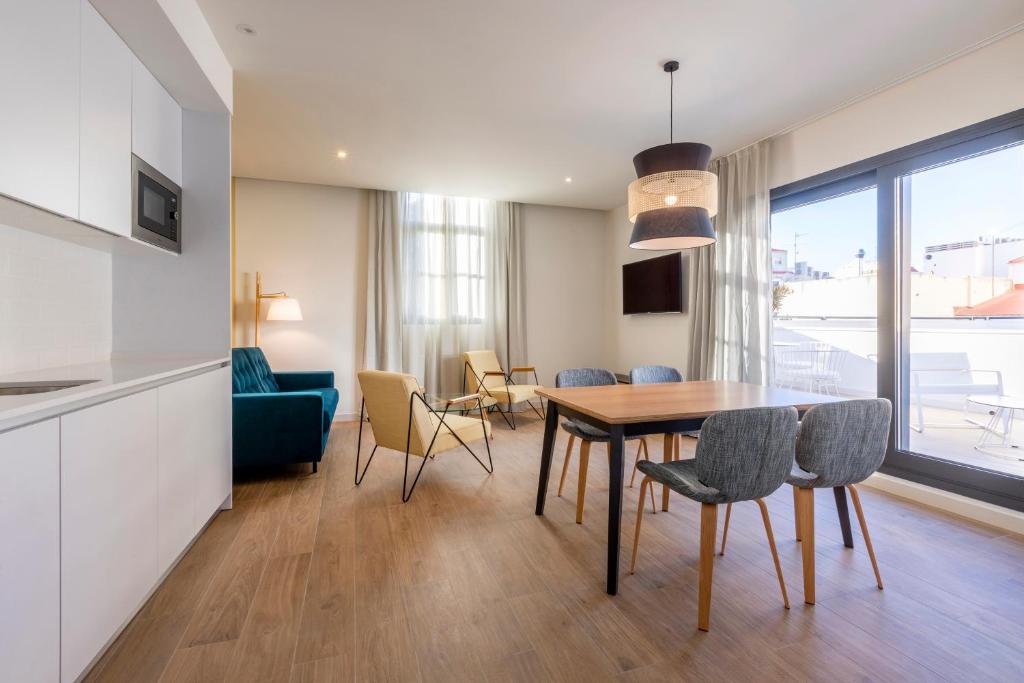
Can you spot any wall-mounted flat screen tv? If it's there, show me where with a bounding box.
[622,253,685,314]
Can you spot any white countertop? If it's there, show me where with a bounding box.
[0,355,230,433]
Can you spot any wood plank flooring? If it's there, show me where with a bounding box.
[85,416,1024,682]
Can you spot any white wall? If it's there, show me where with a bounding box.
[602,205,691,376]
[232,178,368,419]
[520,204,607,385]
[232,179,611,415]
[0,224,112,375]
[770,30,1024,188]
[113,110,232,359]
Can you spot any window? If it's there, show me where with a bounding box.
[770,185,878,398]
[770,108,1024,512]
[402,193,492,324]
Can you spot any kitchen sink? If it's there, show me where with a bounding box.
[0,380,99,396]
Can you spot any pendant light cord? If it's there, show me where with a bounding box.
[669,69,674,144]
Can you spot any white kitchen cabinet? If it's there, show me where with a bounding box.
[0,420,60,683]
[157,367,231,572]
[0,0,80,217]
[195,366,233,518]
[132,55,183,186]
[60,390,160,683]
[79,0,132,236]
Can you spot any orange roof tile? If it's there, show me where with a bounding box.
[953,285,1024,317]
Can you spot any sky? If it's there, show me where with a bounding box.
[771,143,1024,274]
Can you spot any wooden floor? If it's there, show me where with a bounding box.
[86,415,1024,682]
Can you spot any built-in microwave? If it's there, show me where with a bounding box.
[131,154,181,253]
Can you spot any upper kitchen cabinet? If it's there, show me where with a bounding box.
[132,55,183,186]
[80,0,132,236]
[0,0,80,218]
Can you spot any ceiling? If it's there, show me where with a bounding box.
[198,0,1024,210]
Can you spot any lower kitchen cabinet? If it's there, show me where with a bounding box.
[157,366,232,572]
[0,419,60,683]
[60,390,160,683]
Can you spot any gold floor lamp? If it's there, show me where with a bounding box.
[254,271,303,346]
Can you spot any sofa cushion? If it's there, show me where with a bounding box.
[232,347,280,394]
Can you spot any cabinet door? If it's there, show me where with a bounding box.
[60,391,159,683]
[0,0,80,217]
[79,0,132,236]
[0,420,60,683]
[132,56,183,186]
[158,367,232,573]
[194,366,232,518]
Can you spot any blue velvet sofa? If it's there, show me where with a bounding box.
[231,347,339,472]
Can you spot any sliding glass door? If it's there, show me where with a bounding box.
[773,111,1024,511]
[883,129,1024,497]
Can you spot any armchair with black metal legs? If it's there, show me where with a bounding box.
[355,370,493,502]
[462,350,546,430]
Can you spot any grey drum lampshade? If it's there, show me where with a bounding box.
[628,142,718,249]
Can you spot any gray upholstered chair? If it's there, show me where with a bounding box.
[627,365,689,510]
[787,399,891,604]
[719,399,891,603]
[556,368,655,523]
[630,406,798,631]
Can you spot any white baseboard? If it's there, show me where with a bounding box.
[863,472,1024,535]
[333,413,361,423]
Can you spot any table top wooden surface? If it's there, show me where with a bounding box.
[535,380,839,424]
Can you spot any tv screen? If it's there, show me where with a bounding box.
[622,253,685,314]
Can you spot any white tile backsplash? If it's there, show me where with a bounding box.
[0,225,112,375]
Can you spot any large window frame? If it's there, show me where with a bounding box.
[770,108,1024,512]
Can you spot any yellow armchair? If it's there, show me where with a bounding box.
[356,370,492,502]
[462,350,546,430]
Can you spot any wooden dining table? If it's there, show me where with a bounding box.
[533,380,839,595]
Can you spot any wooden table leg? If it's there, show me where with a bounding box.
[534,402,559,516]
[661,433,673,512]
[607,425,625,595]
[834,486,854,548]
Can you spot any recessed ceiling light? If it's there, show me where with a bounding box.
[336,150,348,159]
[564,176,572,183]
[235,23,256,36]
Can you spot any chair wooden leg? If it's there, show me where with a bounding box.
[795,487,816,604]
[557,434,575,497]
[847,484,884,590]
[630,438,648,488]
[647,478,656,514]
[719,502,732,556]
[575,440,591,524]
[756,499,790,609]
[793,486,802,542]
[698,503,718,631]
[661,434,673,512]
[630,477,651,574]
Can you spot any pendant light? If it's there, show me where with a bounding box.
[628,60,718,249]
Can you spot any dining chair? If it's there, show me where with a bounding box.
[627,365,692,511]
[787,398,891,603]
[462,349,545,430]
[717,398,891,604]
[355,370,492,502]
[630,406,798,631]
[555,368,655,523]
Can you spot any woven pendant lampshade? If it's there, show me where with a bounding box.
[628,61,718,249]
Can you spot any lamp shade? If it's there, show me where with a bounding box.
[266,297,303,321]
[628,142,718,249]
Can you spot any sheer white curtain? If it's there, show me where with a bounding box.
[365,191,525,394]
[688,140,773,383]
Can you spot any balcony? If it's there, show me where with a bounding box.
[774,316,1024,478]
